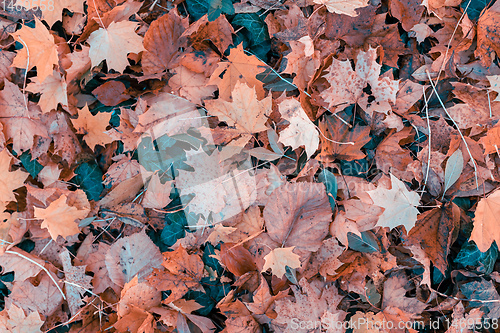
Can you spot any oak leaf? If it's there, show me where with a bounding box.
[278,98,319,158]
[10,18,59,83]
[367,174,420,231]
[34,194,89,240]
[87,21,146,73]
[205,81,271,134]
[208,43,265,101]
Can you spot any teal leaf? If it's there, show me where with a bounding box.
[454,240,498,275]
[161,211,187,248]
[72,162,104,201]
[318,169,337,210]
[232,13,270,59]
[347,231,379,253]
[19,151,43,178]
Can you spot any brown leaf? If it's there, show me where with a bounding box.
[408,203,459,274]
[92,80,130,106]
[263,182,332,253]
[318,114,371,162]
[147,245,204,303]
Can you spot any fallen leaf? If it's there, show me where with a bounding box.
[278,97,319,158]
[205,81,271,133]
[105,230,163,286]
[71,104,114,150]
[34,194,89,240]
[26,71,68,114]
[313,0,369,16]
[470,189,500,252]
[367,174,420,231]
[87,21,146,73]
[10,18,59,83]
[321,46,399,116]
[208,43,266,101]
[262,246,301,278]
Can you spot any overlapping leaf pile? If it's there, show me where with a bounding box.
[0,0,500,332]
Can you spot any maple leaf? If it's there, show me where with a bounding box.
[87,21,146,73]
[34,194,89,240]
[75,235,120,294]
[0,148,28,204]
[205,81,271,133]
[70,104,114,150]
[470,189,500,252]
[318,114,371,162]
[278,98,319,158]
[10,18,59,83]
[262,246,301,278]
[146,245,204,303]
[26,71,68,113]
[184,15,234,54]
[0,80,48,154]
[282,37,320,91]
[480,124,500,155]
[313,0,369,16]
[117,275,161,317]
[142,173,174,209]
[6,272,64,318]
[168,66,217,105]
[19,0,85,27]
[208,43,266,101]
[320,46,399,116]
[367,174,420,231]
[0,304,44,333]
[274,278,347,333]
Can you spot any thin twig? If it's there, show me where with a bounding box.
[5,249,66,300]
[422,85,432,193]
[425,69,478,190]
